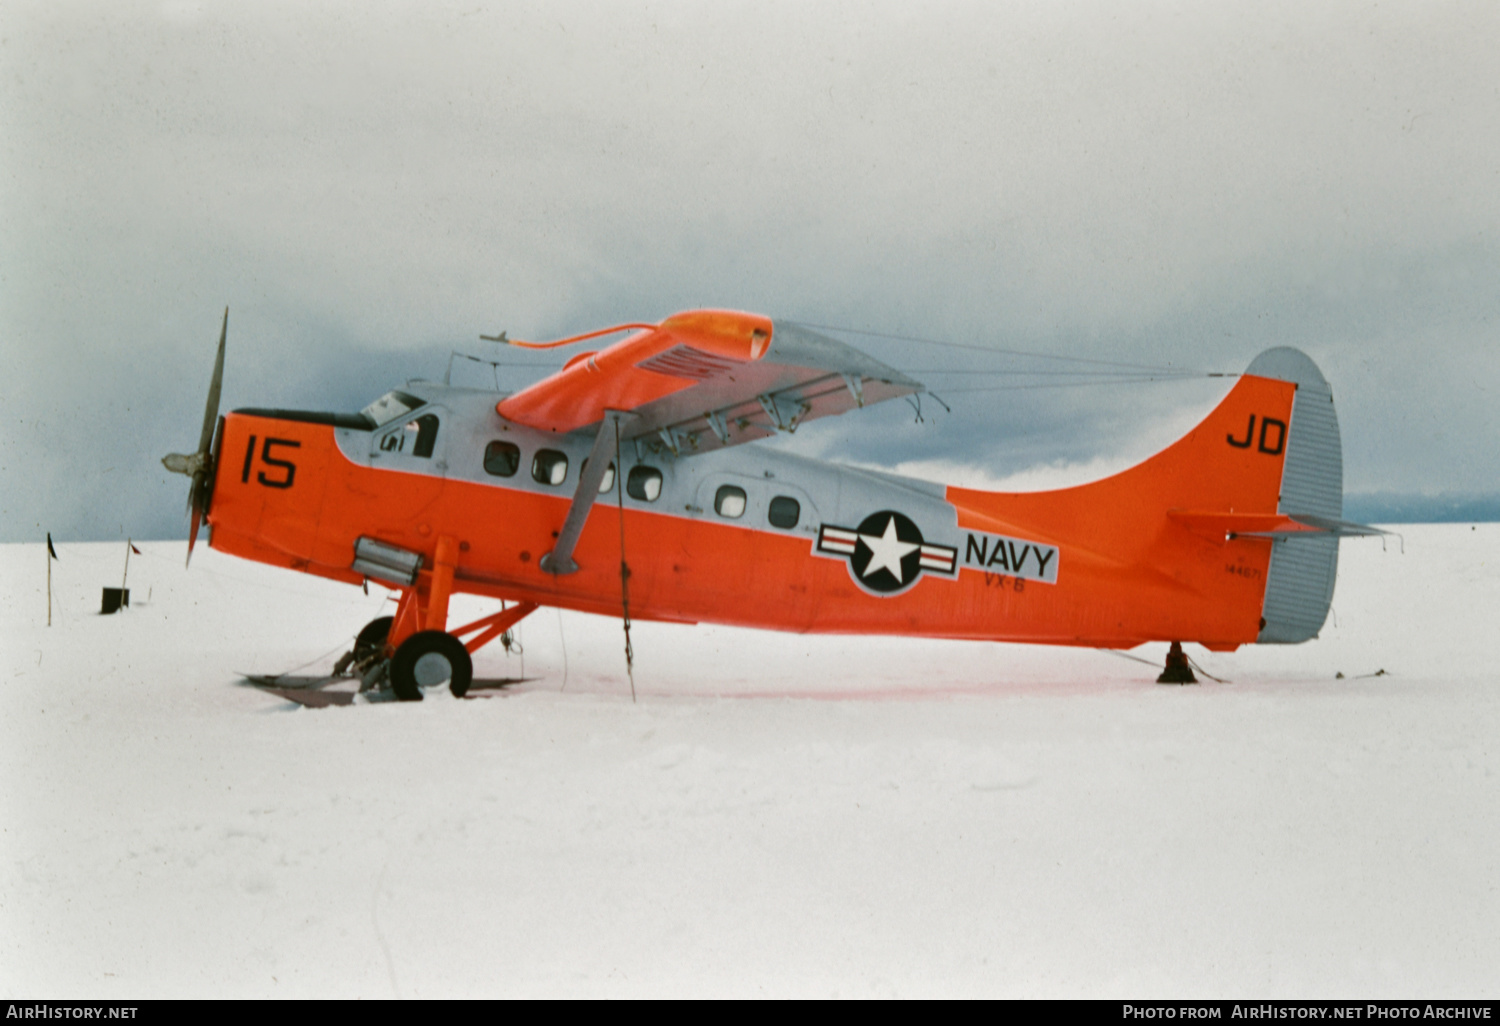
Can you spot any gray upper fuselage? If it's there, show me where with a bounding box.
[331,381,965,546]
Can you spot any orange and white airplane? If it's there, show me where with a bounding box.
[164,308,1379,699]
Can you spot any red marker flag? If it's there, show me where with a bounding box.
[130,543,142,555]
[47,532,59,560]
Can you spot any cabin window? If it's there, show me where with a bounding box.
[715,485,747,519]
[627,466,663,502]
[768,495,801,529]
[532,449,568,486]
[484,441,521,477]
[580,459,616,493]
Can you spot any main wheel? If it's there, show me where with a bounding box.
[353,616,394,660]
[389,630,473,701]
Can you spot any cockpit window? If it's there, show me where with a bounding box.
[409,415,439,458]
[378,413,439,458]
[361,390,424,428]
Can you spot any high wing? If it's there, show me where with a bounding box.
[496,310,924,456]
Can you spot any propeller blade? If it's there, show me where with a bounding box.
[197,308,228,456]
[166,308,228,567]
[186,501,203,567]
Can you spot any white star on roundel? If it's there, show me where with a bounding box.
[858,516,920,583]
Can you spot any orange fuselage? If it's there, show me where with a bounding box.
[206,369,1298,652]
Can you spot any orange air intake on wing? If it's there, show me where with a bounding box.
[496,310,775,433]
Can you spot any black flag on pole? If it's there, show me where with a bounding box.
[47,533,59,560]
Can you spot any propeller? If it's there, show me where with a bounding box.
[162,307,228,565]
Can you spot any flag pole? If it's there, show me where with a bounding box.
[123,538,132,591]
[47,534,53,627]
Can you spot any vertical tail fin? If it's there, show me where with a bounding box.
[947,345,1370,649]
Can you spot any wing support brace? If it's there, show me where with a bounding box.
[540,410,635,575]
[757,392,811,433]
[450,602,539,654]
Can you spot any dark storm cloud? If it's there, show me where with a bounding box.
[4,1,1497,542]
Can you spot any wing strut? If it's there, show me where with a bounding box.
[540,410,636,575]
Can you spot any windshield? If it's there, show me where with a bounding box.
[360,390,423,427]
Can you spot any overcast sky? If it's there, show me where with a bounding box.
[3,0,1497,543]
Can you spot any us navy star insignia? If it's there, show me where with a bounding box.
[858,516,919,583]
[814,510,958,595]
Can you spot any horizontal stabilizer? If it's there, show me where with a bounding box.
[1242,512,1388,539]
[1169,510,1388,542]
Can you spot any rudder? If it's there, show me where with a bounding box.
[1244,348,1342,643]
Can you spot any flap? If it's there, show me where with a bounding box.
[496,311,924,456]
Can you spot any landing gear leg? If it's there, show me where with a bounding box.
[1156,641,1198,685]
[346,537,534,702]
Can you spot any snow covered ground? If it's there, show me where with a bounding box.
[2,525,1496,997]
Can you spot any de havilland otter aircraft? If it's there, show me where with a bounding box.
[163,308,1380,700]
